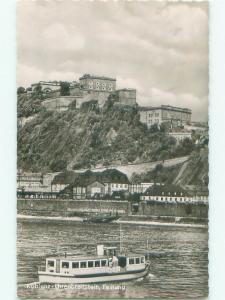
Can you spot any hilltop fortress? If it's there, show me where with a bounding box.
[28,74,194,130]
[31,74,136,111]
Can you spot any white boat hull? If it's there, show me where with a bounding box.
[38,265,150,284]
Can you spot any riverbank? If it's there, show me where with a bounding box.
[17,214,83,222]
[17,214,207,228]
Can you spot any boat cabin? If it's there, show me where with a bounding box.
[44,245,146,276]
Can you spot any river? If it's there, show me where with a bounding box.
[17,220,208,298]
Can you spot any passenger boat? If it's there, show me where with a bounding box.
[38,244,150,284]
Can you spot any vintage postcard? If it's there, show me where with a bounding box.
[17,0,209,298]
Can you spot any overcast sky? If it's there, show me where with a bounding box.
[17,0,208,121]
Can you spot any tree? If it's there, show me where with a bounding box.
[160,150,169,161]
[34,83,42,95]
[50,159,67,172]
[149,123,159,133]
[17,87,25,95]
[60,81,70,96]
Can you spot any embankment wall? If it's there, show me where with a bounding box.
[17,198,208,219]
[137,202,208,218]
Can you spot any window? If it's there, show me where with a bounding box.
[129,258,135,264]
[47,260,54,267]
[101,260,107,267]
[88,261,94,268]
[102,83,106,90]
[95,260,100,267]
[96,81,100,90]
[72,262,79,268]
[88,82,93,89]
[62,262,69,268]
[80,261,87,268]
[156,197,158,200]
[141,257,145,263]
[136,258,140,264]
[161,197,163,200]
[108,83,113,91]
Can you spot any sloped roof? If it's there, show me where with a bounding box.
[72,169,129,187]
[100,169,129,184]
[52,171,78,185]
[144,184,190,197]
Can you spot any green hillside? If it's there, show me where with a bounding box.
[17,98,195,173]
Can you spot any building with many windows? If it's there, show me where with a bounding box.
[139,105,192,128]
[139,184,207,204]
[79,74,116,92]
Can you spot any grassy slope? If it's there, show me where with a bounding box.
[17,100,195,172]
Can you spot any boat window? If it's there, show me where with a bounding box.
[62,261,69,268]
[136,258,140,264]
[95,260,100,267]
[88,261,94,268]
[101,260,107,267]
[129,258,135,264]
[141,257,145,263]
[47,260,54,267]
[72,262,79,269]
[80,261,87,268]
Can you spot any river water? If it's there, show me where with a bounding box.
[17,220,208,299]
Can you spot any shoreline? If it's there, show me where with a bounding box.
[17,214,207,228]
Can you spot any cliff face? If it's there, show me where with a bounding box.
[174,148,209,186]
[17,98,205,182]
[130,147,208,189]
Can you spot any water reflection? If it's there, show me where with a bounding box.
[17,220,208,298]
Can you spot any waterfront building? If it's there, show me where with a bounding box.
[139,105,192,128]
[51,183,68,193]
[100,169,129,195]
[17,172,52,192]
[129,182,162,194]
[140,184,193,204]
[71,169,130,199]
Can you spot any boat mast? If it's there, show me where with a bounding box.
[119,224,123,253]
[146,238,149,261]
